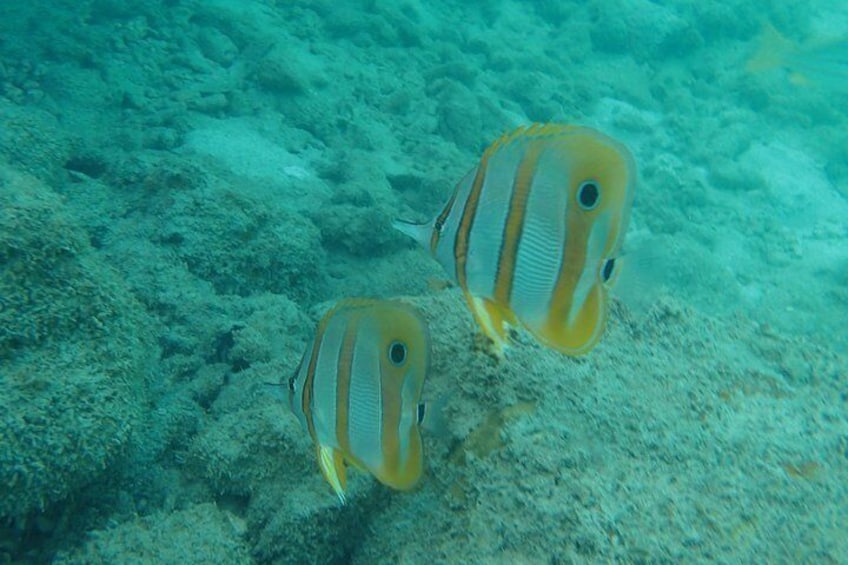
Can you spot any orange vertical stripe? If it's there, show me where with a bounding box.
[546,188,588,340]
[334,320,358,457]
[453,125,537,292]
[430,190,458,255]
[301,335,323,444]
[493,141,543,306]
[453,162,490,290]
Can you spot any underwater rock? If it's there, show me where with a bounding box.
[53,503,251,564]
[254,42,327,95]
[155,183,327,302]
[430,80,482,151]
[185,398,386,563]
[311,202,403,258]
[0,165,155,518]
[589,0,703,60]
[0,102,73,185]
[196,26,239,68]
[307,184,405,257]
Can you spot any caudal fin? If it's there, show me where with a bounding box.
[612,232,671,318]
[418,397,449,439]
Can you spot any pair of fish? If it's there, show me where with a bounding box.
[286,123,637,502]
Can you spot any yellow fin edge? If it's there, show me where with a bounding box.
[467,293,513,358]
[317,445,347,504]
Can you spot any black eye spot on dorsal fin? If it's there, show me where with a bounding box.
[601,258,616,283]
[417,403,426,425]
[577,180,600,210]
[389,340,407,366]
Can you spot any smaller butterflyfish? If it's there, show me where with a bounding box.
[746,23,848,92]
[394,123,636,356]
[287,298,433,503]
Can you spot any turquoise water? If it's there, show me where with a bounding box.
[1,1,846,562]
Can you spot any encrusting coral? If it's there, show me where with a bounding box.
[0,164,156,519]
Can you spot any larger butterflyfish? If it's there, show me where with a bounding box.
[394,123,636,356]
[287,298,432,503]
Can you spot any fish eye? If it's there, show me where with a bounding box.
[388,340,407,366]
[601,258,616,283]
[577,180,600,210]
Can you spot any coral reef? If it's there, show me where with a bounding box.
[53,503,251,564]
[0,1,846,562]
[0,164,155,518]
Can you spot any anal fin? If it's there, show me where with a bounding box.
[466,293,514,358]
[317,445,347,504]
